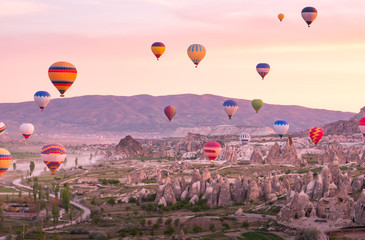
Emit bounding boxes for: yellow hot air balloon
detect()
[278,13,285,22]
[0,148,12,178]
[48,61,77,97]
[151,42,165,60]
[187,44,206,68]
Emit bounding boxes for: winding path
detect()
[12,178,91,230]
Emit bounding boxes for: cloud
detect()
[0,0,49,16]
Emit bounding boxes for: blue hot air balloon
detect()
[239,132,251,145]
[223,100,238,119]
[256,63,270,80]
[301,7,318,27]
[273,120,289,138]
[34,91,51,111]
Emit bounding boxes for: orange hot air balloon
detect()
[309,127,324,145]
[187,44,206,68]
[278,13,285,22]
[48,61,77,97]
[0,148,12,178]
[164,106,176,121]
[204,141,221,162]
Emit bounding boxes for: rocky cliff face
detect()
[322,106,364,135]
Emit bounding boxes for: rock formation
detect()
[115,135,143,157]
[278,190,315,219]
[265,137,305,165]
[250,149,263,164]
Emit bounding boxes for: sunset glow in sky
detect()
[1,0,365,112]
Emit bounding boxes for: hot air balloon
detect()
[251,99,263,113]
[309,127,323,145]
[20,123,34,140]
[256,63,270,80]
[223,100,238,119]
[48,61,77,97]
[187,44,206,68]
[359,117,365,136]
[0,122,5,137]
[151,42,166,60]
[34,91,51,111]
[204,142,221,162]
[239,133,251,145]
[273,120,289,138]
[278,13,285,22]
[164,106,176,122]
[0,148,12,178]
[301,7,317,27]
[41,143,66,175]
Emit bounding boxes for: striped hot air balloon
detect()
[301,7,318,27]
[0,148,12,178]
[34,91,51,111]
[48,61,77,97]
[41,143,66,174]
[187,44,206,68]
[20,123,34,140]
[256,63,270,80]
[0,122,5,137]
[251,99,263,113]
[278,13,285,22]
[358,117,365,136]
[223,100,238,119]
[164,106,176,121]
[239,133,251,145]
[273,120,289,138]
[309,127,324,145]
[204,141,221,162]
[151,42,166,60]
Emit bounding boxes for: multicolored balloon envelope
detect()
[273,120,289,138]
[278,13,285,22]
[204,141,222,162]
[309,127,324,145]
[20,123,34,140]
[256,63,270,80]
[359,117,365,136]
[0,148,12,178]
[301,7,318,27]
[223,100,238,119]
[251,99,263,113]
[187,44,206,68]
[34,91,51,111]
[0,122,5,137]
[164,106,176,121]
[239,133,251,145]
[151,42,166,60]
[48,61,77,97]
[41,143,66,174]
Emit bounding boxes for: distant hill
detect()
[0,94,354,138]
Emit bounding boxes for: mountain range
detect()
[0,94,355,139]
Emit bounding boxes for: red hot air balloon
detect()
[359,117,365,136]
[309,127,324,145]
[204,141,222,162]
[164,106,176,122]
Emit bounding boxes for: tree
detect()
[12,163,16,171]
[52,203,59,227]
[75,157,78,167]
[209,223,215,232]
[37,223,43,240]
[55,184,60,199]
[89,153,93,162]
[45,202,50,226]
[18,189,22,198]
[32,183,38,202]
[62,183,71,213]
[38,185,44,200]
[46,186,50,200]
[29,161,35,177]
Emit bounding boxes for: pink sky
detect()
[1,0,365,112]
